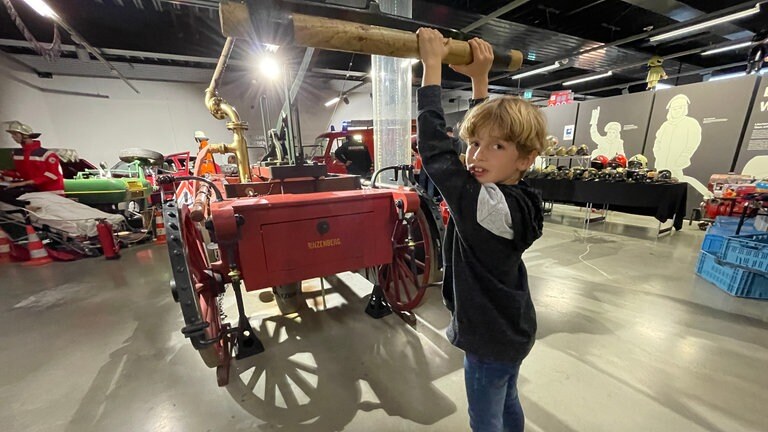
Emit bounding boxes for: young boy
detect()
[416,28,546,431]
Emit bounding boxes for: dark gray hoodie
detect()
[417,85,544,363]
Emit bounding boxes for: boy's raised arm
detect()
[416,29,495,233]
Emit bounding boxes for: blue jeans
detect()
[464,353,525,432]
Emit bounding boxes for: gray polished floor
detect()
[1,205,766,432]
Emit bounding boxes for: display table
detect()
[526,178,688,232]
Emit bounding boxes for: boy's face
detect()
[465,130,536,185]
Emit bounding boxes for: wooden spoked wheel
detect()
[179,205,228,368]
[379,211,433,311]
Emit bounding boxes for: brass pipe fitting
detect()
[204,37,252,184]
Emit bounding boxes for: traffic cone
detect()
[22,225,52,266]
[154,208,166,244]
[0,228,11,263]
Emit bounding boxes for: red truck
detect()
[309,128,375,174]
[309,120,417,174]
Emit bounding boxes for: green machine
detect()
[64,161,152,207]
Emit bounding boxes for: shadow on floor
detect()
[225,277,462,431]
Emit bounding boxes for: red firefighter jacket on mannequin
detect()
[6,141,65,193]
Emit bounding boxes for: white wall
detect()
[0,69,237,165]
[226,78,344,151]
[0,64,447,165]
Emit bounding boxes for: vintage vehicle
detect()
[64,160,152,209]
[161,42,444,388]
[309,121,417,175]
[111,150,211,206]
[160,0,523,387]
[309,124,375,175]
[54,148,98,179]
[163,151,194,175]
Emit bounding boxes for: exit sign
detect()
[523,90,533,99]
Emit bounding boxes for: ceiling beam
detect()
[523,35,756,91]
[0,38,251,67]
[310,68,368,78]
[460,0,530,33]
[471,0,761,91]
[0,54,110,98]
[621,0,753,41]
[158,0,218,9]
[35,6,142,93]
[582,61,749,94]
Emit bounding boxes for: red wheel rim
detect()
[180,206,226,366]
[379,211,432,311]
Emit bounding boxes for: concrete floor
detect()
[1,205,767,432]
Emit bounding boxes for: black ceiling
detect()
[0,0,766,99]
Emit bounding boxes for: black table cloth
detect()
[526,178,688,230]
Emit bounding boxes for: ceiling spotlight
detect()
[562,71,613,86]
[264,44,280,53]
[511,62,561,80]
[650,5,760,42]
[708,71,747,82]
[22,0,57,18]
[701,41,753,56]
[258,55,280,80]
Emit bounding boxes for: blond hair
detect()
[459,97,547,156]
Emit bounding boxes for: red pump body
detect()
[211,188,418,291]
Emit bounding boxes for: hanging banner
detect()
[644,75,759,212]
[734,76,768,178]
[548,90,574,106]
[573,91,654,159]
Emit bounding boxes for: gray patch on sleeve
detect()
[477,183,514,239]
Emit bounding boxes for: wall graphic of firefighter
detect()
[742,156,768,178]
[652,94,709,196]
[589,106,625,158]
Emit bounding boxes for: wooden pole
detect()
[220,1,523,72]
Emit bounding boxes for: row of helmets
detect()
[527,166,678,183]
[590,154,647,170]
[527,153,678,183]
[543,136,590,157]
[544,144,590,157]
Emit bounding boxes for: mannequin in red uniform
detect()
[1,121,64,205]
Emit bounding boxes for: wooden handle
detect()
[190,183,210,223]
[221,2,523,72]
[293,15,522,71]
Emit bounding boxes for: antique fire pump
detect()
[161,0,523,386]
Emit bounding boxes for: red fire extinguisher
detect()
[97,219,120,260]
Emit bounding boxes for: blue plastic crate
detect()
[713,216,757,228]
[701,234,726,254]
[696,251,768,299]
[721,233,768,274]
[701,218,762,255]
